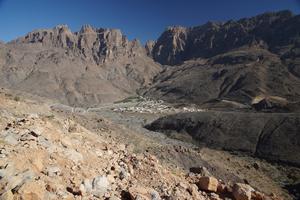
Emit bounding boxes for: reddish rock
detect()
[232,183,253,200]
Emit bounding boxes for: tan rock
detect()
[197,176,218,192]
[232,183,253,200]
[1,190,14,200]
[60,137,73,148]
[18,180,46,200]
[31,157,44,172]
[21,193,40,200]
[119,144,126,151]
[210,193,222,200]
[128,186,160,200]
[187,184,204,200]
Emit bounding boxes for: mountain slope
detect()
[0,25,161,107]
[150,10,299,66]
[144,11,300,110]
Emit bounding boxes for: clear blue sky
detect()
[0,0,300,44]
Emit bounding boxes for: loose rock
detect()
[197,176,218,192]
[232,183,253,200]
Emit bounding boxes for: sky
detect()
[0,0,300,44]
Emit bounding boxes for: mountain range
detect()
[0,25,160,107]
[0,10,300,111]
[144,10,300,111]
[0,9,300,200]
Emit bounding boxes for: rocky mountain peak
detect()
[150,10,299,65]
[0,24,161,106]
[54,24,71,33]
[145,40,156,57]
[151,26,188,65]
[166,25,187,32]
[79,24,96,34]
[10,25,150,65]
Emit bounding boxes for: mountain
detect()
[0,25,161,107]
[145,111,300,166]
[144,10,300,110]
[149,10,299,65]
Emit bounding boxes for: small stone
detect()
[80,179,93,194]
[177,182,188,190]
[251,191,265,200]
[150,190,161,200]
[109,196,121,200]
[92,176,110,197]
[232,183,253,200]
[187,184,202,199]
[197,176,218,192]
[3,134,18,145]
[64,149,83,163]
[95,150,103,157]
[107,174,115,183]
[61,138,72,148]
[0,163,16,178]
[45,166,61,177]
[18,180,46,200]
[217,182,227,194]
[107,150,113,155]
[128,165,134,175]
[128,186,161,200]
[31,158,44,172]
[6,170,35,192]
[210,193,221,200]
[253,163,260,170]
[119,167,128,180]
[66,186,82,196]
[189,166,211,176]
[119,144,126,151]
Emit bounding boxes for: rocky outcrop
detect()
[145,111,300,166]
[142,11,300,108]
[0,25,161,107]
[151,26,188,65]
[143,47,300,109]
[232,183,253,200]
[150,10,300,66]
[145,40,156,57]
[1,91,282,200]
[12,24,146,64]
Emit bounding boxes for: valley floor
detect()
[0,91,298,200]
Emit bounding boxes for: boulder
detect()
[197,176,218,192]
[128,186,161,200]
[0,190,14,200]
[92,176,110,198]
[18,180,46,200]
[64,149,83,163]
[232,183,253,200]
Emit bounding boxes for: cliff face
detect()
[144,11,300,109]
[0,25,161,107]
[12,25,145,63]
[150,10,300,66]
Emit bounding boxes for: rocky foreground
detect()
[0,93,284,200]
